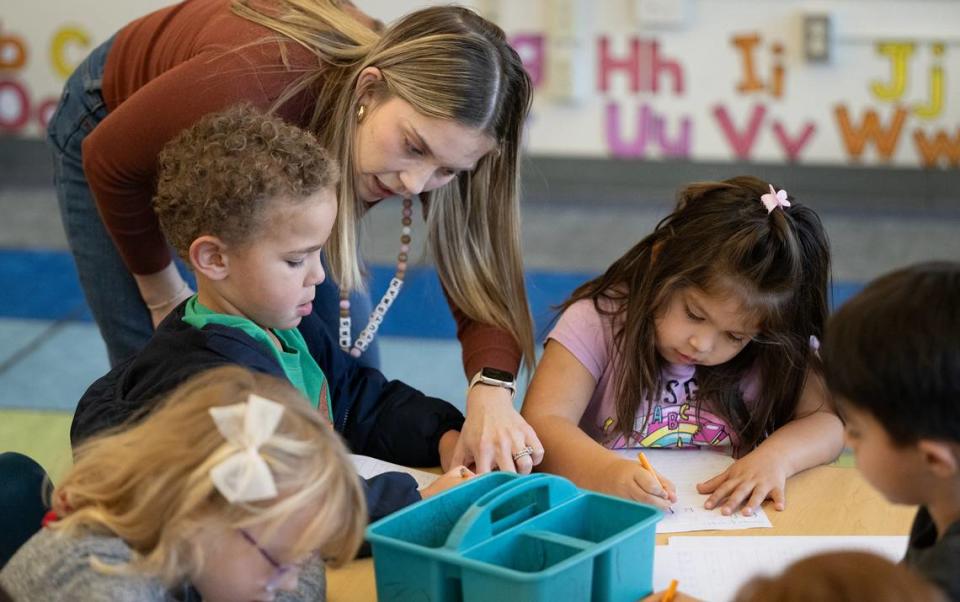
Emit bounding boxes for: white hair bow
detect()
[209,394,285,504]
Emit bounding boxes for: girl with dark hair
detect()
[522,176,843,517]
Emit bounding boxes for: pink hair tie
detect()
[760,184,791,213]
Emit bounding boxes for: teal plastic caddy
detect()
[366,473,662,601]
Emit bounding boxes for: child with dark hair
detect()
[822,261,960,600]
[644,262,960,602]
[523,176,842,516]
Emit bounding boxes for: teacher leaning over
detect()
[48,0,542,473]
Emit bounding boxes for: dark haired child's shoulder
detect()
[905,506,960,601]
[71,301,284,445]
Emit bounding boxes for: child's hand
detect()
[419,466,474,500]
[438,430,460,472]
[602,458,677,510]
[696,447,788,516]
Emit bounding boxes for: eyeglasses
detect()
[238,528,300,592]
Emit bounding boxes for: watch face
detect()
[481,367,515,383]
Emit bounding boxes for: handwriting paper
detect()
[350,454,438,489]
[652,536,909,601]
[614,448,772,533]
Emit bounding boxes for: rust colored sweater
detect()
[82,0,520,377]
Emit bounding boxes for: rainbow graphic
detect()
[601,404,732,448]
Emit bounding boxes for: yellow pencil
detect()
[637,452,674,514]
[661,579,679,602]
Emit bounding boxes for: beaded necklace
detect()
[338,197,413,357]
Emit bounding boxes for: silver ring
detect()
[512,446,534,461]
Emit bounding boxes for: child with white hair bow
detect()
[1,366,364,602]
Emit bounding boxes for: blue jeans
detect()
[48,36,378,368]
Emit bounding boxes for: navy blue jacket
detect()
[72,301,465,523]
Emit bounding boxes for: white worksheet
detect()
[614,448,772,533]
[652,535,909,601]
[350,454,438,489]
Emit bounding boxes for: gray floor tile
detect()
[0,321,108,411]
[0,319,49,366]
[0,187,66,249]
[824,216,960,282]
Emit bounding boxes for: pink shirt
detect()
[548,299,760,450]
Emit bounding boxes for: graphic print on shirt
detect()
[600,376,732,448]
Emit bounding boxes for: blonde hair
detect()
[232,1,536,375]
[50,366,365,587]
[153,103,339,261]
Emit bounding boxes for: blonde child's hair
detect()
[153,103,339,261]
[49,366,365,587]
[734,551,945,602]
[232,1,536,375]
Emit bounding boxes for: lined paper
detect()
[614,448,772,533]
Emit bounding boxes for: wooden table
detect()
[326,464,915,601]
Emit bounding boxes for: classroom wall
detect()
[1,0,958,169]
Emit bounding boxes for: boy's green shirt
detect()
[182,296,332,421]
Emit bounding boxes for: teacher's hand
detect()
[146,284,195,328]
[134,263,195,329]
[452,385,544,474]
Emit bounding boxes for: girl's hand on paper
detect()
[696,447,787,516]
[604,458,677,510]
[419,466,475,500]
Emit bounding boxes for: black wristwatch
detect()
[468,367,517,400]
